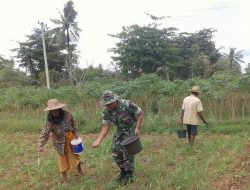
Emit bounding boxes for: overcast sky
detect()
[0,0,250,70]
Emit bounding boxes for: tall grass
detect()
[1,91,250,135]
[1,72,250,135]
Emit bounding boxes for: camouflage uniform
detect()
[102,95,142,172]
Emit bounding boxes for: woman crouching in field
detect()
[37,99,83,182]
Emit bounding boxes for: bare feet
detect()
[60,172,68,184]
[77,163,83,176]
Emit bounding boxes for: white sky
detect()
[0,0,250,70]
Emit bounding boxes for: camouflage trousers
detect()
[112,137,134,171]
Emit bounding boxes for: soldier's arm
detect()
[128,101,143,136]
[92,124,110,148]
[135,112,143,136]
[127,101,142,119]
[93,110,111,148]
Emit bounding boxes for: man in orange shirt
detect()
[179,86,208,146]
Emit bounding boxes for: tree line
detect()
[109,19,245,80]
[0,1,248,87]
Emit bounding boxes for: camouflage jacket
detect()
[102,99,142,139]
[37,110,78,155]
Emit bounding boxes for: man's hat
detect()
[191,86,201,93]
[100,90,117,106]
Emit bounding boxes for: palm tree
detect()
[50,0,81,83]
[223,48,244,72]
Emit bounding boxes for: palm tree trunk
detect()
[66,28,74,84]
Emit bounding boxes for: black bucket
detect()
[121,136,142,155]
[177,129,187,138]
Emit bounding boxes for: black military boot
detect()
[115,168,126,183]
[122,170,134,185]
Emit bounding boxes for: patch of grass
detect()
[211,123,250,135]
[142,113,179,134]
[0,110,44,134]
[0,131,249,189]
[1,109,250,189]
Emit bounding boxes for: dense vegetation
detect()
[0,72,250,135]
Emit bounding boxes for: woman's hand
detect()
[74,133,79,139]
[37,145,43,153]
[92,140,101,148]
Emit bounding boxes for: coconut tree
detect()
[50,0,81,83]
[223,48,244,72]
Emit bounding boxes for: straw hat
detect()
[191,86,201,93]
[43,99,66,111]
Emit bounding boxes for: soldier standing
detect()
[92,91,143,185]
